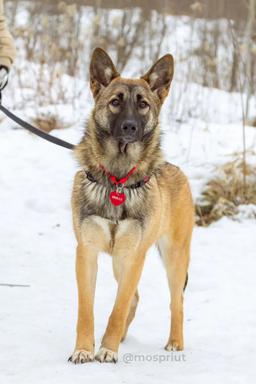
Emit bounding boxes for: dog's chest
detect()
[87,215,141,254]
[79,179,149,223]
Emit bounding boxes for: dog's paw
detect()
[68,349,94,364]
[165,341,183,352]
[95,347,118,363]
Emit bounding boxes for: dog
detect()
[69,48,194,363]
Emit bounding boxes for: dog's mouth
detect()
[118,137,137,154]
[119,141,129,154]
[117,136,137,153]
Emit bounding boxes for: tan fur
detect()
[69,49,194,364]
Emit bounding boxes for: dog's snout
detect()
[111,115,142,143]
[121,120,138,137]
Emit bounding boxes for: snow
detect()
[0,105,256,383]
[1,6,256,381]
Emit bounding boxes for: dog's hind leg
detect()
[121,290,139,342]
[158,236,190,351]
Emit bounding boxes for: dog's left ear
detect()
[90,47,120,98]
[141,54,174,103]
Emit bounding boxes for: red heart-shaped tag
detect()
[109,191,126,206]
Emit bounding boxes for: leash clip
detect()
[116,183,124,194]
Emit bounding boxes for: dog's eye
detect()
[110,99,120,107]
[139,101,149,109]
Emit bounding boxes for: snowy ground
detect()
[0,103,256,384]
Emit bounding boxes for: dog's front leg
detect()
[69,216,112,364]
[69,243,98,363]
[95,250,145,363]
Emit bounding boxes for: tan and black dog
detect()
[69,48,194,363]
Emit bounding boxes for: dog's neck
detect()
[75,118,164,180]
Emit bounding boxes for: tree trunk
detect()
[244,0,256,119]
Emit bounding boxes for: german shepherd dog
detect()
[69,48,194,363]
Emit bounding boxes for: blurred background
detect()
[5,0,256,119]
[2,0,256,224]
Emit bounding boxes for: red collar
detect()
[97,164,149,206]
[100,164,137,186]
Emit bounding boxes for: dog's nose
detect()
[121,120,138,138]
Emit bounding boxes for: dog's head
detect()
[89,48,174,154]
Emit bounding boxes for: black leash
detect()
[0,92,75,150]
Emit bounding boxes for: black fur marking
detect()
[95,123,110,146]
[183,273,189,291]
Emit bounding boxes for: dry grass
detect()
[32,113,70,133]
[196,158,256,226]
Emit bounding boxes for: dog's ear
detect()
[141,54,174,103]
[90,48,120,98]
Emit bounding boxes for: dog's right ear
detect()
[90,48,120,98]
